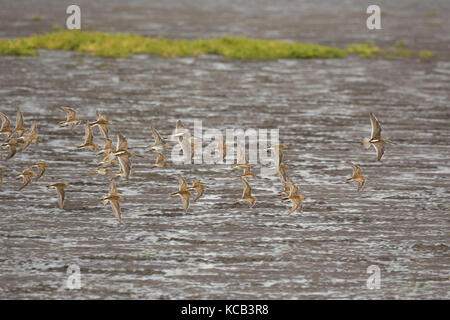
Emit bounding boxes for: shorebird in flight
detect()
[1,138,20,161]
[101,179,124,223]
[90,111,112,139]
[47,183,69,209]
[232,146,250,169]
[148,126,168,151]
[12,109,27,137]
[188,179,207,201]
[171,175,192,212]
[281,179,305,215]
[32,162,49,180]
[19,121,41,152]
[113,134,131,179]
[77,121,98,151]
[16,167,36,191]
[362,112,392,161]
[151,152,169,168]
[0,112,13,141]
[236,176,256,208]
[59,106,83,128]
[346,161,367,193]
[215,138,226,162]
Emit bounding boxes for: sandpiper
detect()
[362,112,392,161]
[346,161,367,193]
[90,111,112,139]
[59,106,83,128]
[32,162,49,180]
[101,179,123,223]
[236,176,256,208]
[188,179,207,202]
[16,167,36,191]
[47,182,69,209]
[77,121,99,151]
[0,112,13,141]
[151,152,169,168]
[171,175,192,212]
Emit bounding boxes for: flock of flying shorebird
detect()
[0,107,392,223]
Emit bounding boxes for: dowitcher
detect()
[32,162,49,180]
[236,176,256,208]
[281,179,305,215]
[151,152,169,168]
[346,161,367,193]
[171,175,192,212]
[97,138,114,155]
[77,121,99,151]
[0,112,13,141]
[17,167,36,191]
[90,111,112,139]
[188,179,207,201]
[362,112,392,161]
[47,182,69,209]
[101,179,123,223]
[59,106,83,128]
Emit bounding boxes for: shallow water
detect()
[0,0,449,299]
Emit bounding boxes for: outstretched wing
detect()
[15,109,24,130]
[117,154,131,179]
[347,161,361,177]
[60,106,77,120]
[181,193,190,212]
[358,178,366,193]
[178,175,187,191]
[116,134,128,152]
[0,112,11,129]
[240,176,252,198]
[369,113,382,140]
[57,187,66,209]
[373,142,384,161]
[152,127,166,146]
[110,199,122,223]
[109,179,118,196]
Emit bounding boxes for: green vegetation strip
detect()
[0,30,433,60]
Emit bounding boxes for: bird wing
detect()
[358,178,366,193]
[178,175,187,191]
[240,177,252,198]
[181,193,190,212]
[117,154,131,179]
[60,106,77,121]
[116,134,128,152]
[347,161,361,177]
[83,121,93,144]
[110,199,122,223]
[156,152,164,164]
[152,127,166,145]
[109,179,118,196]
[98,124,109,139]
[0,112,11,129]
[373,142,384,161]
[15,109,24,130]
[19,174,32,190]
[6,143,17,160]
[57,187,66,209]
[369,113,382,140]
